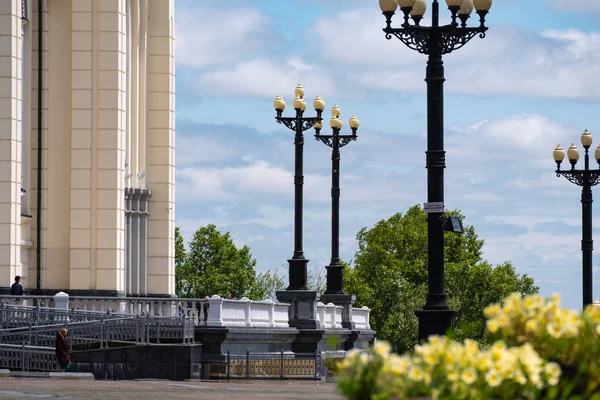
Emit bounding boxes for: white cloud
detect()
[312,10,600,99]
[198,57,336,98]
[549,0,600,13]
[175,7,274,68]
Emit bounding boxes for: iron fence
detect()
[0,343,58,372]
[216,350,322,380]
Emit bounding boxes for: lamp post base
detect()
[414,309,456,341]
[287,258,309,290]
[276,290,320,329]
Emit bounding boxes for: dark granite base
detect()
[220,327,298,354]
[276,290,320,329]
[71,344,202,381]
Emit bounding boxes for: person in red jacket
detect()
[55,328,71,372]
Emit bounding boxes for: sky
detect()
[173,0,600,311]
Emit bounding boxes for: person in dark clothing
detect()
[10,276,23,303]
[55,328,71,372]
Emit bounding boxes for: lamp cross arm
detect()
[556,169,600,187]
[276,115,323,132]
[315,134,357,149]
[384,26,487,55]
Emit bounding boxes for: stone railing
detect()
[351,306,371,330]
[206,296,290,328]
[316,302,343,329]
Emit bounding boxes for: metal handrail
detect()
[0,343,58,372]
[0,303,130,329]
[0,315,195,348]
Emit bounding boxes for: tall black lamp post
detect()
[554,130,600,309]
[379,0,492,340]
[315,106,359,295]
[273,86,325,329]
[315,106,360,329]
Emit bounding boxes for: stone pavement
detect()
[0,378,344,400]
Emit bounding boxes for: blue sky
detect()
[173,0,600,311]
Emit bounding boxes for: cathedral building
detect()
[0,0,175,296]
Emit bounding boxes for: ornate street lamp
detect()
[379,0,493,340]
[273,86,325,291]
[314,106,360,328]
[554,130,600,308]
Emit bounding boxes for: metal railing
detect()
[216,350,323,380]
[0,315,195,349]
[0,343,58,372]
[0,303,126,329]
[0,295,209,325]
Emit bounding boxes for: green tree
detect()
[345,205,538,354]
[176,224,260,299]
[247,269,287,301]
[175,227,188,295]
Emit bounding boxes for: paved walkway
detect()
[0,379,344,400]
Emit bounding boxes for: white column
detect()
[69,0,93,289]
[0,0,23,287]
[94,0,126,292]
[146,0,174,295]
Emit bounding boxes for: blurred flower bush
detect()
[336,293,600,400]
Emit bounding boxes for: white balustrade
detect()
[273,302,290,328]
[351,306,371,330]
[205,295,290,328]
[316,302,343,329]
[334,304,343,329]
[250,299,273,328]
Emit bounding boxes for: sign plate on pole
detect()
[424,202,444,214]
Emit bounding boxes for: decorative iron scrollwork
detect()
[384,27,486,55]
[557,170,600,187]
[316,135,357,149]
[385,29,429,54]
[276,117,321,132]
[276,117,297,131]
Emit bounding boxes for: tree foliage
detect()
[176,224,261,299]
[345,205,538,354]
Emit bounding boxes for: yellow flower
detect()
[358,353,370,365]
[485,371,503,387]
[373,341,391,357]
[408,366,424,382]
[513,371,527,385]
[497,314,509,327]
[392,356,411,375]
[544,362,561,386]
[484,304,502,318]
[525,319,538,333]
[448,370,459,382]
[424,352,438,366]
[487,319,499,333]
[475,354,491,371]
[490,342,506,362]
[461,368,477,385]
[546,322,562,338]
